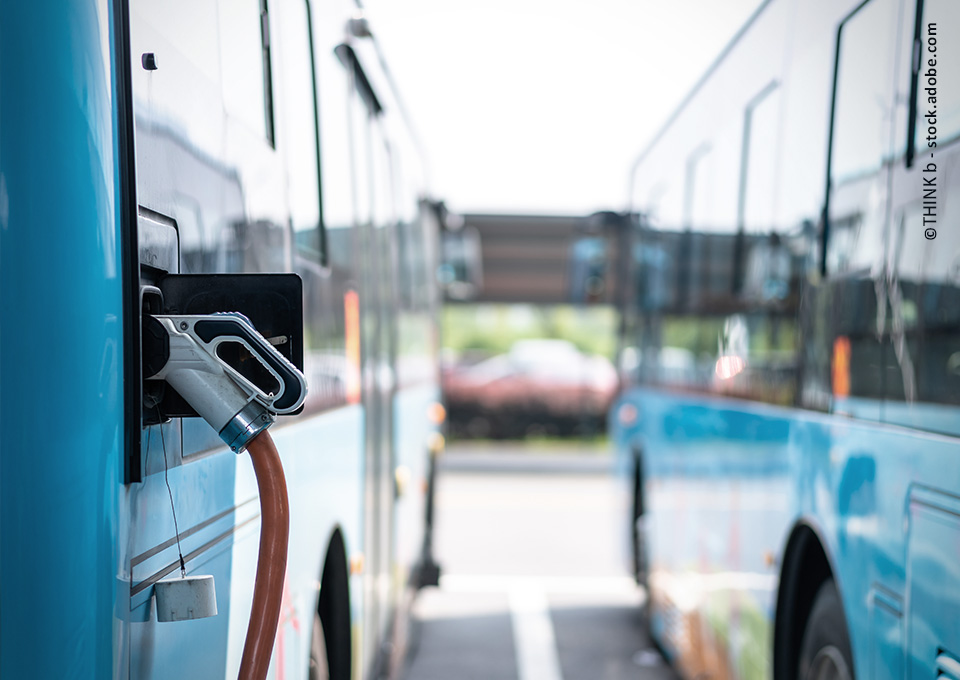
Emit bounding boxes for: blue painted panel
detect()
[125,405,367,679]
[611,386,960,679]
[905,488,960,679]
[0,1,123,678]
[868,586,903,680]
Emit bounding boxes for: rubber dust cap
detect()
[154,574,218,622]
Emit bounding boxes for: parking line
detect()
[509,587,563,680]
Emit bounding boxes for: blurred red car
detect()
[442,340,617,438]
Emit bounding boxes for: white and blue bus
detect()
[1,1,450,678]
[577,0,959,678]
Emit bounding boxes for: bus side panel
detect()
[127,406,365,680]
[0,1,125,678]
[624,385,960,680]
[625,390,792,680]
[789,418,960,680]
[904,488,960,678]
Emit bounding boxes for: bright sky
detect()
[364,0,763,215]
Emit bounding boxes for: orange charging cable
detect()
[239,430,289,680]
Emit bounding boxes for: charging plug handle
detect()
[192,316,304,412]
[144,314,306,453]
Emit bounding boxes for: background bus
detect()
[1,1,448,678]
[572,0,960,678]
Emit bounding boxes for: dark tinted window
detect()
[625,226,802,406]
[882,190,960,435]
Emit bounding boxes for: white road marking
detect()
[509,586,564,680]
[427,574,646,680]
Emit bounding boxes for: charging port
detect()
[139,273,304,424]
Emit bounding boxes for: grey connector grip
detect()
[145,313,307,452]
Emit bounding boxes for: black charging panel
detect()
[148,273,304,421]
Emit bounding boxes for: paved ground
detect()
[400,442,678,680]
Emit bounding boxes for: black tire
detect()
[797,580,854,680]
[319,535,352,680]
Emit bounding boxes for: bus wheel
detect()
[797,580,853,680]
[309,613,330,680]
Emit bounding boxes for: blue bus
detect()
[581,0,959,678]
[1,1,450,678]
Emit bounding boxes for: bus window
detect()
[218,0,274,145]
[820,0,900,418]
[568,236,608,304]
[440,226,483,301]
[881,197,960,435]
[740,83,780,233]
[683,144,712,229]
[276,0,321,261]
[610,221,802,404]
[831,0,898,183]
[314,13,354,244]
[130,0,225,181]
[634,236,671,312]
[914,0,960,151]
[277,0,350,415]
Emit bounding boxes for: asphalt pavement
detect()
[400,441,678,680]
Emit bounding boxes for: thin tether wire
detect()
[155,408,187,577]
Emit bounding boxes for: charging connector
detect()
[143,312,306,453]
[140,294,305,679]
